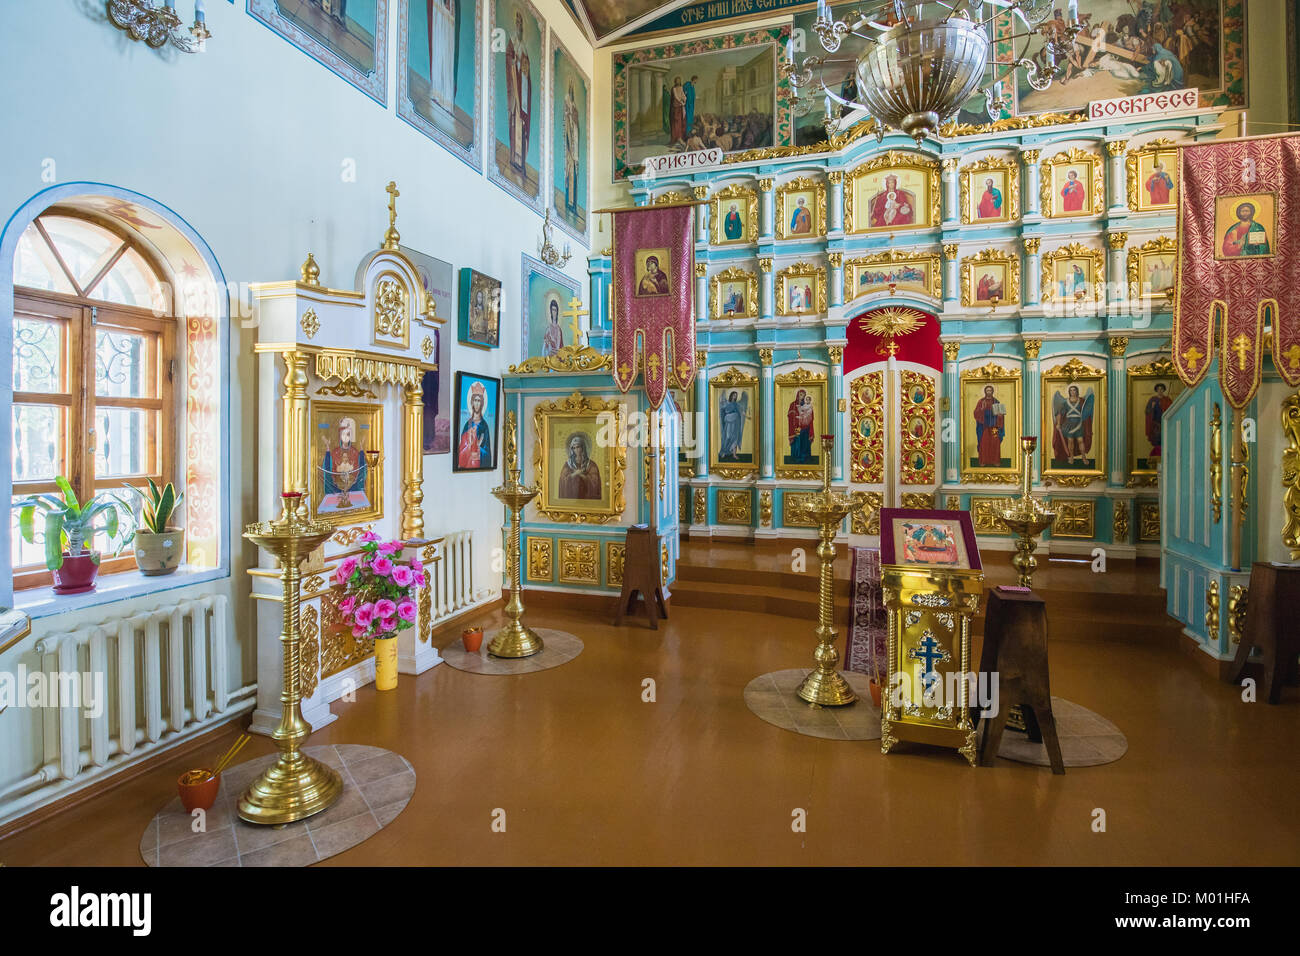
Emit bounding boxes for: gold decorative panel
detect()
[850,491,883,535]
[558,539,599,585]
[527,537,553,583]
[419,585,431,644]
[1139,502,1161,542]
[900,492,936,510]
[693,487,707,525]
[606,542,626,588]
[300,605,319,699]
[971,496,1015,534]
[718,489,753,526]
[851,371,885,484]
[321,590,374,679]
[783,491,820,529]
[760,489,773,527]
[1113,500,1131,543]
[1051,498,1096,538]
[898,369,936,485]
[373,273,410,348]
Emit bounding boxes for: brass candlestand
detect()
[795,434,858,707]
[238,493,342,825]
[999,436,1056,588]
[488,414,544,658]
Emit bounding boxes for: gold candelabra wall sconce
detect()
[106,0,212,52]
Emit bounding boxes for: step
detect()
[669,579,852,625]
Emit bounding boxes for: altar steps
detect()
[673,539,1185,646]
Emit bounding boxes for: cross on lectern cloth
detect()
[909,634,949,693]
[561,297,588,346]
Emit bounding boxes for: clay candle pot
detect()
[177,769,221,812]
[462,627,484,653]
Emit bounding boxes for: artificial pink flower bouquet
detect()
[334,532,426,640]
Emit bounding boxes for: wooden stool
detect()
[614,526,668,630]
[1226,563,1300,704]
[977,588,1065,774]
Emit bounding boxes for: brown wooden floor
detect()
[2,554,1298,866]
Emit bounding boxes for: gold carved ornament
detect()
[317,381,378,399]
[709,267,760,320]
[900,492,936,510]
[605,542,626,587]
[940,111,1086,138]
[1039,147,1106,219]
[971,496,1017,533]
[1107,231,1128,251]
[845,249,943,301]
[313,351,426,388]
[1023,338,1042,359]
[1126,236,1178,301]
[860,306,926,358]
[658,415,667,502]
[758,348,773,365]
[943,341,961,363]
[844,151,941,234]
[850,490,882,535]
[421,336,434,360]
[1109,336,1129,357]
[1039,243,1105,304]
[960,248,1021,307]
[760,489,773,527]
[1205,579,1220,636]
[945,494,961,511]
[653,190,690,206]
[775,176,828,240]
[1125,138,1180,212]
[299,605,320,699]
[1106,139,1129,157]
[527,537,553,582]
[717,489,753,525]
[942,242,960,261]
[1113,500,1131,542]
[1050,499,1096,538]
[300,309,320,340]
[1022,237,1041,255]
[531,391,628,524]
[709,182,760,246]
[1227,585,1249,645]
[850,371,885,484]
[373,274,410,348]
[775,262,828,316]
[558,539,600,584]
[1138,501,1161,542]
[508,343,614,375]
[959,155,1021,224]
[693,488,707,525]
[1282,392,1300,558]
[782,491,821,528]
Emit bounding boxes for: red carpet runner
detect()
[844,548,886,679]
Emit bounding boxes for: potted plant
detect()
[125,479,185,576]
[334,532,426,691]
[13,477,133,594]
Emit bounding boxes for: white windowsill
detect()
[15,566,231,620]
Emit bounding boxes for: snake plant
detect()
[124,478,184,534]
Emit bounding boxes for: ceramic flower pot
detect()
[134,528,185,576]
[462,627,484,653]
[177,769,221,812]
[53,551,99,594]
[374,636,399,691]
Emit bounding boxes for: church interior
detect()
[2,0,1299,895]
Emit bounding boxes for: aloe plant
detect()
[124,478,184,534]
[13,477,133,570]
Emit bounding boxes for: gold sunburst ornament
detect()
[860,307,925,357]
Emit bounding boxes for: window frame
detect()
[11,215,178,591]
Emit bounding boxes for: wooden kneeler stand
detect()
[614,525,668,629]
[978,588,1066,775]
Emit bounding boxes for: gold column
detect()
[401,379,425,541]
[281,350,311,496]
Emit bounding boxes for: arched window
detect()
[10,211,177,589]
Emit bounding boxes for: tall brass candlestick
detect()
[239,493,342,825]
[999,436,1055,589]
[488,413,543,658]
[796,434,858,707]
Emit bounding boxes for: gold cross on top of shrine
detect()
[561,297,588,346]
[383,181,401,251]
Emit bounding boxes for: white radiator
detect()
[427,530,483,621]
[0,594,254,829]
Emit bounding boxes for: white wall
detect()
[0,0,593,794]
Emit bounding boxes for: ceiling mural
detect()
[564,0,680,41]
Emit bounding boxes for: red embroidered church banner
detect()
[1175,135,1300,409]
[611,204,696,409]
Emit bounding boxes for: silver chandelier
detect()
[784,0,1082,144]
